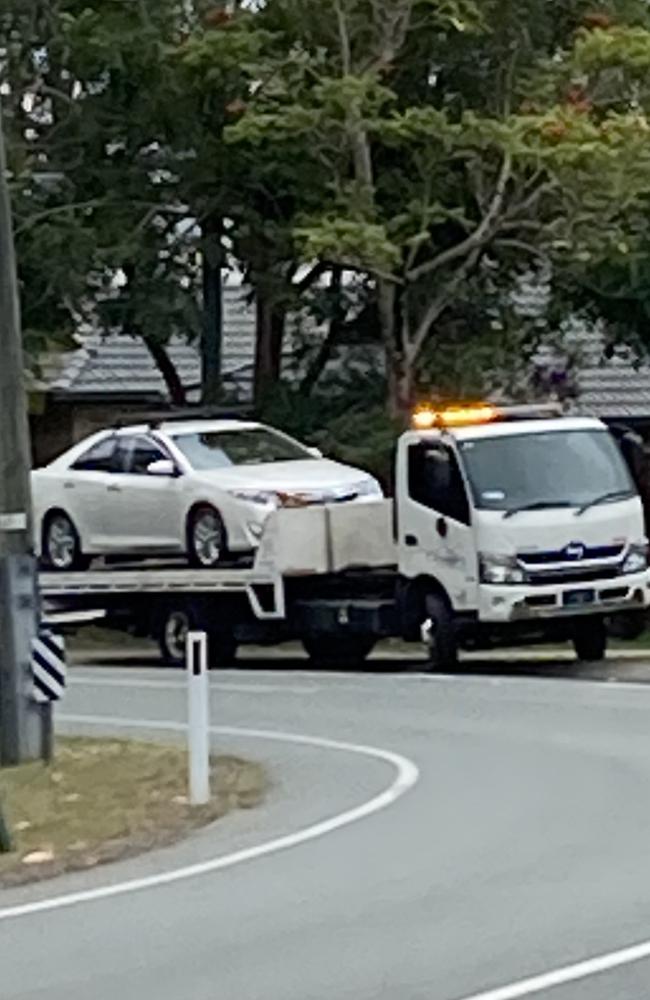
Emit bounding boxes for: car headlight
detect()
[228,489,279,507]
[354,478,384,498]
[479,554,527,585]
[622,544,648,575]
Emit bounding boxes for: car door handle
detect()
[107,484,122,493]
[63,481,75,490]
[404,534,418,547]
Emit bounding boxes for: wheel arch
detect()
[397,574,453,641]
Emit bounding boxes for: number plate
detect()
[563,589,596,607]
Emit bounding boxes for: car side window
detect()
[127,436,169,475]
[408,442,471,525]
[71,436,117,472]
[112,436,134,473]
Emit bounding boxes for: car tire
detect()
[156,604,238,669]
[423,593,458,672]
[41,511,91,571]
[187,504,227,569]
[573,617,608,662]
[302,635,376,670]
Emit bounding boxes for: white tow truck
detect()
[41,403,650,670]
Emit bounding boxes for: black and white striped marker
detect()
[31,629,66,703]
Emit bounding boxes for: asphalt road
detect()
[4,653,650,1000]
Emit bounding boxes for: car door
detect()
[399,439,478,611]
[64,434,119,547]
[102,434,184,553]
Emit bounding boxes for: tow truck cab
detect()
[395,403,649,665]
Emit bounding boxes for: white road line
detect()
[455,939,650,1000]
[69,676,318,695]
[0,714,419,923]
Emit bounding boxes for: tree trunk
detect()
[300,268,343,395]
[376,279,412,422]
[386,352,414,423]
[142,334,186,406]
[254,289,285,406]
[201,215,223,406]
[120,263,186,407]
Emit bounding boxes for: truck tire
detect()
[608,610,647,641]
[156,605,237,669]
[302,635,375,670]
[423,593,458,672]
[573,617,608,663]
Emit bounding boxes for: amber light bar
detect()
[411,402,564,431]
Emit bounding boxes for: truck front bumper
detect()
[478,570,649,624]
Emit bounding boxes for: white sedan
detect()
[32,419,384,570]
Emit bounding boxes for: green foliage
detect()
[7,0,650,425]
[259,378,399,487]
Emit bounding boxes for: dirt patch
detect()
[0,737,267,887]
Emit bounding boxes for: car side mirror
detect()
[147,459,178,478]
[307,447,323,459]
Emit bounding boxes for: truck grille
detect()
[526,566,620,586]
[520,544,624,566]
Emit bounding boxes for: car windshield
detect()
[173,428,312,470]
[458,429,635,512]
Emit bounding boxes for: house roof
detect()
[561,326,650,421]
[577,362,650,419]
[32,279,650,420]
[34,285,257,402]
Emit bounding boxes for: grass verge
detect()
[0,737,266,888]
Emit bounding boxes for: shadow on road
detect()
[68,640,648,685]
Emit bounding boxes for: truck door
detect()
[399,439,478,611]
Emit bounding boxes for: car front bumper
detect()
[478,570,650,623]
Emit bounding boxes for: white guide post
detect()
[186,630,210,806]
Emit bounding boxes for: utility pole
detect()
[0,103,42,765]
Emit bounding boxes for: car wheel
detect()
[156,605,237,669]
[423,593,458,672]
[302,635,375,670]
[187,505,227,568]
[42,512,90,571]
[573,617,608,662]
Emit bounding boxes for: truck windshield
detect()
[458,429,635,513]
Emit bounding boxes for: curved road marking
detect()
[456,938,650,1000]
[0,714,419,923]
[70,676,319,695]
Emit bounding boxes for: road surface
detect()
[4,653,650,1000]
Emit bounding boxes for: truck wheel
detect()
[302,635,375,670]
[156,606,237,668]
[608,610,647,641]
[158,608,190,666]
[423,594,458,672]
[573,618,608,663]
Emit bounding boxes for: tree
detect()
[227,0,650,418]
[545,14,650,359]
[1,0,206,399]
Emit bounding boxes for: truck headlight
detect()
[622,544,648,575]
[479,554,526,585]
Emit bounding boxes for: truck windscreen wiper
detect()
[574,489,636,517]
[503,501,575,520]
